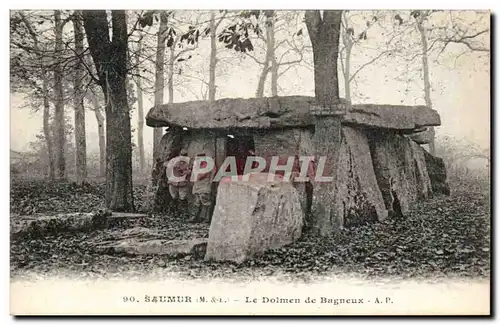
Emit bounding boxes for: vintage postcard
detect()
[9,8,490,316]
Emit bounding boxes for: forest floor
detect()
[10,177,490,282]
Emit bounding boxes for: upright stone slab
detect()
[254,128,311,213]
[333,127,388,227]
[297,129,315,217]
[205,173,304,263]
[410,141,433,199]
[158,128,184,161]
[423,150,451,195]
[369,131,433,217]
[186,130,216,158]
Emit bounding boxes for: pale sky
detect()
[10,10,490,155]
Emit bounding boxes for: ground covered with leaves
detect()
[10,178,490,281]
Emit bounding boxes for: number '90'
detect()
[123,296,136,302]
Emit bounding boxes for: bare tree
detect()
[244,11,309,98]
[72,10,87,184]
[208,10,227,101]
[339,11,392,103]
[14,12,56,180]
[166,34,197,105]
[134,33,146,173]
[152,11,169,160]
[391,10,489,155]
[53,10,68,179]
[86,86,106,177]
[413,10,436,155]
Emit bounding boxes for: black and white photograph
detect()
[8,7,491,316]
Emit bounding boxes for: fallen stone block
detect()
[205,173,304,263]
[97,238,207,257]
[11,210,111,239]
[111,212,149,219]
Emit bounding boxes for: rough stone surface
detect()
[111,212,149,219]
[158,129,185,161]
[254,129,300,163]
[369,131,433,217]
[98,238,208,257]
[11,210,111,239]
[205,173,304,263]
[254,129,312,213]
[343,104,441,130]
[186,130,216,158]
[297,129,315,216]
[146,96,441,131]
[333,127,388,227]
[406,127,435,144]
[424,150,451,195]
[410,141,434,199]
[253,128,300,175]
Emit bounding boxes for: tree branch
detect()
[214,11,228,30]
[435,29,489,52]
[349,50,392,82]
[244,51,264,65]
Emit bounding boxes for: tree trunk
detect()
[417,14,436,155]
[208,11,217,102]
[256,61,270,98]
[305,10,344,236]
[306,11,342,107]
[20,13,56,180]
[53,10,66,179]
[135,35,146,174]
[42,74,55,181]
[89,90,106,177]
[83,10,134,211]
[72,11,87,184]
[344,41,352,102]
[255,11,275,98]
[168,38,176,104]
[340,11,353,103]
[269,15,278,97]
[153,11,168,160]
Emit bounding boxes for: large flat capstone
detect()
[205,173,304,263]
[343,104,441,130]
[146,96,441,131]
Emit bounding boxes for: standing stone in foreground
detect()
[205,174,304,263]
